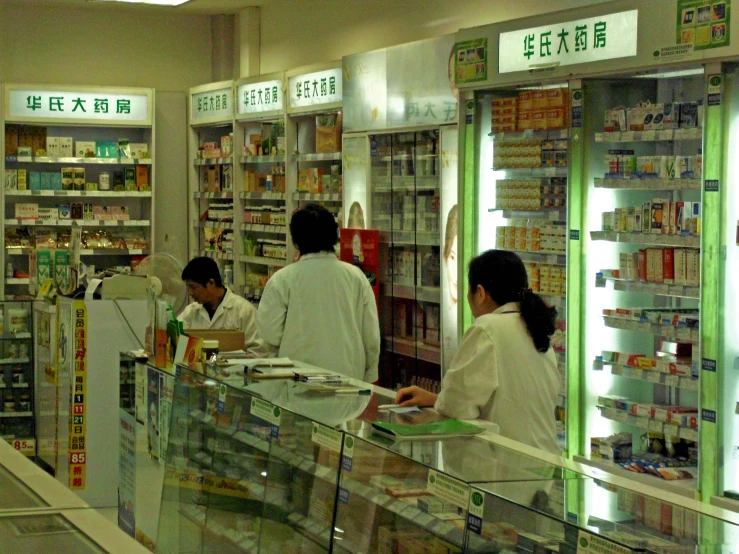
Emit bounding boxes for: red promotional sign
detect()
[339,229,380,309]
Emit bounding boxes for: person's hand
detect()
[395,386,438,408]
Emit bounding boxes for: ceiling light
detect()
[94,0,192,6]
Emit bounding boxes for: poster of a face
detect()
[342,135,369,229]
[440,127,459,371]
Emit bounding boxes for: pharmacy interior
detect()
[3,0,739,552]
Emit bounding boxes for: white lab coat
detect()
[435,302,560,454]
[178,287,268,357]
[256,252,380,382]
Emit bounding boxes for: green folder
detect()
[371,419,484,440]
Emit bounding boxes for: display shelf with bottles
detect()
[580,72,704,497]
[2,85,155,298]
[368,130,449,391]
[188,81,237,296]
[0,301,35,456]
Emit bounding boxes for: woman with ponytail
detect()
[396,250,561,454]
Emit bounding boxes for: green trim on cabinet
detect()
[461,97,477,334]
[566,83,585,459]
[699,66,723,502]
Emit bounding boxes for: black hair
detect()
[468,250,557,353]
[181,256,224,288]
[290,203,339,254]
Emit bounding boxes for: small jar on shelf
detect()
[3,393,15,413]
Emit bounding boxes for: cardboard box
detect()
[546,108,566,129]
[184,329,245,352]
[492,96,518,107]
[638,249,647,281]
[4,169,17,190]
[61,168,74,191]
[54,250,69,292]
[651,199,667,234]
[46,137,60,157]
[34,250,53,286]
[663,249,675,284]
[135,165,149,191]
[124,167,137,191]
[546,88,567,108]
[530,110,547,130]
[674,249,687,285]
[686,250,700,286]
[17,169,27,191]
[38,208,59,220]
[59,137,74,157]
[316,113,342,153]
[129,143,149,158]
[73,168,86,191]
[531,91,547,110]
[5,125,19,157]
[75,141,96,158]
[15,203,38,220]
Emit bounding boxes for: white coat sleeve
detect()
[177,303,197,328]
[256,276,288,350]
[239,301,271,358]
[361,280,381,383]
[434,324,499,420]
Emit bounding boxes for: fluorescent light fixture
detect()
[633,68,704,79]
[95,0,192,6]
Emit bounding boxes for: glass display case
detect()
[150,362,739,553]
[0,300,35,455]
[369,130,448,391]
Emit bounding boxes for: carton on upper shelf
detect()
[183,329,245,353]
[316,113,342,153]
[129,143,148,158]
[59,137,74,157]
[76,141,96,158]
[46,137,60,157]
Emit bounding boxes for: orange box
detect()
[546,88,567,108]
[492,97,518,107]
[491,114,516,125]
[491,105,518,116]
[546,108,566,129]
[532,91,547,110]
[517,112,533,130]
[491,123,516,133]
[531,110,547,130]
[518,91,533,111]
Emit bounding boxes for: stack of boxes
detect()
[491,88,569,133]
[495,178,566,210]
[244,166,286,193]
[604,150,702,179]
[601,200,701,236]
[600,247,700,287]
[524,262,566,297]
[495,220,566,254]
[602,307,699,331]
[604,100,703,132]
[297,165,341,194]
[493,137,568,169]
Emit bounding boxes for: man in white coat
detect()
[257,204,380,383]
[178,256,267,357]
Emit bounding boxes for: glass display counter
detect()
[152,361,739,553]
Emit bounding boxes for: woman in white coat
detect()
[396,250,561,454]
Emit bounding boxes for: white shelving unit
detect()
[2,84,155,297]
[187,80,236,285]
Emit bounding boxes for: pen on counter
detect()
[335,388,371,395]
[377,404,401,410]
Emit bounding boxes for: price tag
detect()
[467,490,485,535]
[311,422,342,453]
[547,255,558,265]
[648,419,664,433]
[664,424,679,437]
[658,130,674,141]
[636,417,650,429]
[104,220,118,226]
[427,470,469,510]
[341,435,355,472]
[646,371,661,384]
[614,411,628,423]
[665,375,680,388]
[627,368,644,380]
[577,530,638,554]
[8,438,35,456]
[642,130,656,141]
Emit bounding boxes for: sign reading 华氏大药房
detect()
[8,89,150,123]
[192,87,233,122]
[238,79,284,116]
[498,9,638,74]
[288,68,342,110]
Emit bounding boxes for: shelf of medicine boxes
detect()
[240,192,285,200]
[238,255,287,267]
[378,230,439,247]
[294,152,342,162]
[384,335,441,365]
[193,157,233,166]
[4,219,150,228]
[594,177,701,190]
[602,315,700,343]
[594,128,703,143]
[194,221,234,230]
[489,128,570,141]
[292,192,342,202]
[592,358,699,392]
[372,175,439,193]
[491,166,568,178]
[490,207,567,221]
[6,190,152,198]
[193,191,233,199]
[242,224,286,234]
[590,231,701,248]
[595,273,700,299]
[595,403,700,443]
[504,249,567,266]
[201,250,234,261]
[6,155,152,165]
[5,248,148,257]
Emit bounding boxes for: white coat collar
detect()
[195,287,236,320]
[493,302,520,314]
[299,252,337,261]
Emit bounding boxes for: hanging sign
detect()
[8,89,149,123]
[498,10,638,73]
[237,79,284,116]
[191,87,233,122]
[677,0,730,51]
[454,38,488,84]
[288,68,342,109]
[69,300,88,490]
